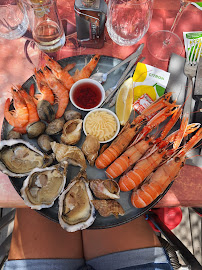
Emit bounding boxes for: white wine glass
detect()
[147,0,201,61]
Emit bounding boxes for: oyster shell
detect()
[21,162,68,210]
[58,170,96,232]
[81,135,100,166]
[61,119,83,145]
[0,139,54,177]
[64,110,82,122]
[92,199,125,218]
[90,179,120,199]
[51,141,87,169]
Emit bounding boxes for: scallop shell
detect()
[61,119,83,145]
[0,139,54,177]
[21,162,68,210]
[58,170,96,232]
[89,179,120,199]
[51,141,87,169]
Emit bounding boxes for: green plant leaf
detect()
[156,85,165,97]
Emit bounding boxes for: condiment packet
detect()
[132,62,170,102]
[133,94,155,120]
[183,31,202,56]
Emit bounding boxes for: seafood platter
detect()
[1,54,202,232]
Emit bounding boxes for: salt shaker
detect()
[74,0,107,48]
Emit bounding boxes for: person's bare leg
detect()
[82,216,161,260]
[8,208,83,260]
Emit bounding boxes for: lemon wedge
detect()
[115,77,133,126]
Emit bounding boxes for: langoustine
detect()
[95,93,176,170]
[105,105,181,179]
[131,127,202,208]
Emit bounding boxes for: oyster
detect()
[51,141,87,169]
[90,179,120,199]
[21,162,68,210]
[81,135,100,166]
[64,110,82,122]
[61,119,83,145]
[0,139,54,177]
[58,170,96,232]
[92,199,125,218]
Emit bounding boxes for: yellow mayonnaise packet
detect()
[133,62,170,101]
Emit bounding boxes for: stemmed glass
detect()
[147,0,200,61]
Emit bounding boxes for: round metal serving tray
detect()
[1,55,172,229]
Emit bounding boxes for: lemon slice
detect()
[115,77,133,126]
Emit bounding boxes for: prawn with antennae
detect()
[118,116,200,192]
[131,127,202,208]
[105,106,182,179]
[95,93,176,170]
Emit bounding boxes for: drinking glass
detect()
[147,0,201,61]
[0,0,29,40]
[26,0,65,53]
[106,0,153,46]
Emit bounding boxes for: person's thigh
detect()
[8,208,84,260]
[82,216,161,260]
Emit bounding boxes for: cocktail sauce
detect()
[72,82,102,109]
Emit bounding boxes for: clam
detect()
[92,199,125,218]
[21,162,68,210]
[37,134,54,153]
[58,170,96,232]
[46,117,65,135]
[7,130,22,140]
[89,179,120,199]
[64,110,82,122]
[0,139,54,177]
[61,119,83,145]
[81,135,100,166]
[37,100,55,122]
[51,141,87,169]
[26,121,46,139]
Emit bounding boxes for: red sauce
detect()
[72,82,102,109]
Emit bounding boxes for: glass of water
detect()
[0,0,29,40]
[106,0,153,46]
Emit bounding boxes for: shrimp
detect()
[13,88,39,134]
[95,97,177,170]
[131,128,202,208]
[43,55,75,91]
[72,55,100,81]
[42,67,69,118]
[4,88,29,128]
[63,62,76,72]
[29,69,55,105]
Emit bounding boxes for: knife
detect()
[100,43,144,107]
[193,57,202,125]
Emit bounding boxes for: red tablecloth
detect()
[0,0,201,208]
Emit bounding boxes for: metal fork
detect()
[183,40,202,123]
